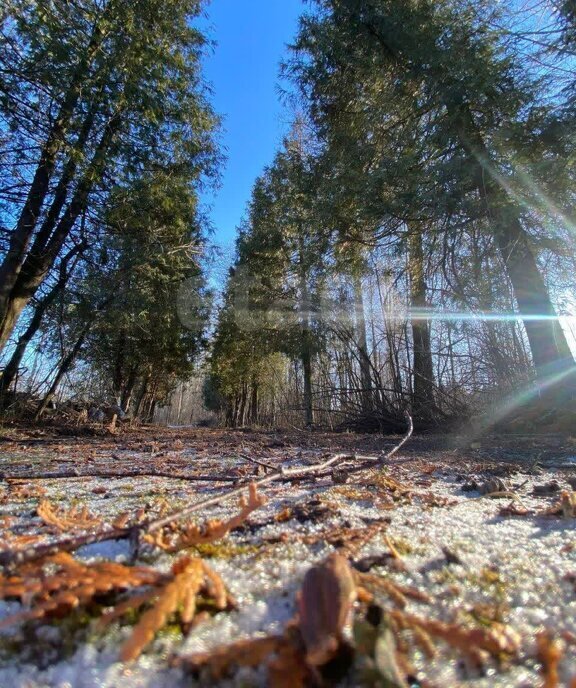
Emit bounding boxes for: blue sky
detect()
[199,0,305,256]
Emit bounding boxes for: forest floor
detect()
[0,424,574,687]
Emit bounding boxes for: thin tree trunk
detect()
[249,380,259,425]
[112,331,127,402]
[360,20,575,386]
[120,368,138,412]
[298,239,314,428]
[35,292,114,419]
[146,398,157,424]
[408,227,435,422]
[353,273,373,413]
[175,383,185,425]
[35,325,91,420]
[24,105,99,267]
[237,384,248,427]
[134,373,151,419]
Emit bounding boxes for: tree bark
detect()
[237,383,248,427]
[133,373,151,420]
[408,227,436,421]
[35,292,114,419]
[360,18,575,387]
[120,368,138,413]
[353,273,373,414]
[0,111,122,352]
[248,380,259,425]
[0,242,86,399]
[35,325,91,420]
[298,239,314,428]
[454,103,575,384]
[24,104,98,271]
[0,13,110,318]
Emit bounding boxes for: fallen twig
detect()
[0,417,414,570]
[0,470,238,483]
[238,453,276,471]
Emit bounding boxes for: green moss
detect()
[389,537,416,556]
[467,603,506,627]
[191,541,260,558]
[0,606,101,669]
[156,621,183,640]
[465,567,509,613]
[431,566,458,585]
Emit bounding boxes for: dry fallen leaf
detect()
[297,552,357,666]
[0,553,164,628]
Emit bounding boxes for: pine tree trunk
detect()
[35,325,91,420]
[249,380,259,425]
[113,331,127,402]
[302,345,314,427]
[0,112,122,352]
[0,243,84,400]
[24,105,98,268]
[238,384,248,427]
[298,239,314,428]
[134,373,151,420]
[360,20,575,387]
[120,368,138,412]
[353,273,373,413]
[454,103,575,384]
[35,292,113,419]
[0,14,110,323]
[408,228,435,422]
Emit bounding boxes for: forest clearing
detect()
[0,424,574,687]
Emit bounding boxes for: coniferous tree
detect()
[289,0,575,387]
[0,0,217,353]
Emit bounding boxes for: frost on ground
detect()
[0,426,574,687]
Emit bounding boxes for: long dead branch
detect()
[0,416,413,570]
[0,470,238,482]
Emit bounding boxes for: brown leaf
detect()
[176,636,285,680]
[302,521,388,557]
[540,491,576,518]
[268,638,309,688]
[389,609,520,664]
[0,553,164,628]
[297,553,357,667]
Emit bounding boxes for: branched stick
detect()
[0,416,413,570]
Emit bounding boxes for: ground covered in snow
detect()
[0,425,574,687]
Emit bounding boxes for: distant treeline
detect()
[205,0,576,431]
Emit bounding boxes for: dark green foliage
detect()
[0,0,217,416]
